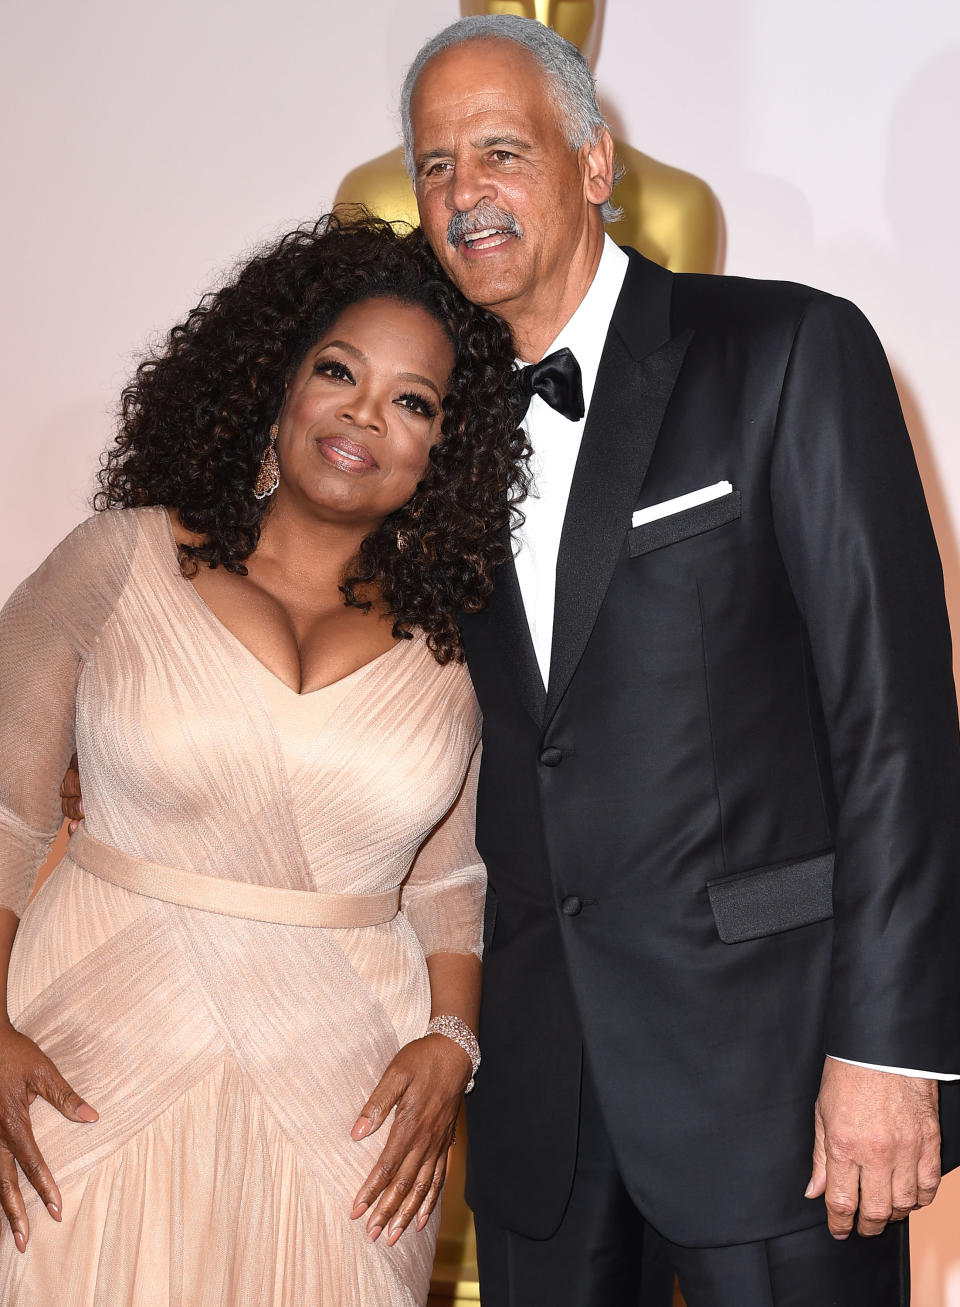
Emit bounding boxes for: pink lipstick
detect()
[316,435,379,474]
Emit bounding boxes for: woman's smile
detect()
[315,434,381,474]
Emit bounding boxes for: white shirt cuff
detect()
[828,1055,959,1081]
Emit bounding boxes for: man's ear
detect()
[582,129,616,208]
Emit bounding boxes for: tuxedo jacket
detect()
[461,248,960,1248]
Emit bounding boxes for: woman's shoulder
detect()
[407,636,481,737]
[30,505,159,583]
[22,506,163,649]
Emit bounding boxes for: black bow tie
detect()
[518,347,585,422]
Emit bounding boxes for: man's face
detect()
[410,39,606,321]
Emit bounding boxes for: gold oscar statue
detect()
[335,0,723,275]
[340,6,708,1302]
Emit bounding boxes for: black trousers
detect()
[473,1062,910,1307]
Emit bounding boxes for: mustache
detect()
[446,203,523,248]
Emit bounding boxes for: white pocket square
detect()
[631,481,734,529]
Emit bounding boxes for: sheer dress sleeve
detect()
[0,511,138,918]
[400,743,486,959]
[0,578,80,917]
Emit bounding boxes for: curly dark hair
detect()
[96,211,530,662]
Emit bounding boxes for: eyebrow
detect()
[415,133,534,169]
[321,338,364,359]
[318,341,443,402]
[399,371,442,401]
[476,134,533,151]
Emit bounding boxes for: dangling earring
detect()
[254,424,280,499]
[396,528,410,554]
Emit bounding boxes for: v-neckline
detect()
[152,507,412,699]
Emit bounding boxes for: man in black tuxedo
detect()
[400,13,960,1307]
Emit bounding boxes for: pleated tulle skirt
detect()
[0,858,439,1306]
[0,1059,436,1306]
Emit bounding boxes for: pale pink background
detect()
[1,0,958,1298]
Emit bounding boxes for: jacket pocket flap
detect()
[707,851,834,944]
[628,490,741,558]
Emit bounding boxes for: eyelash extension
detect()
[399,393,437,419]
[315,359,352,381]
[315,362,435,419]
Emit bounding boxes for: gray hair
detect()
[400,14,622,223]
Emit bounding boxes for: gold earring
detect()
[254,424,280,500]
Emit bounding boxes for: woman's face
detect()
[274,296,454,528]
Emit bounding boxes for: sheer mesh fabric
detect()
[0,506,485,1306]
[0,588,80,917]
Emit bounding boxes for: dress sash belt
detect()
[67,826,400,927]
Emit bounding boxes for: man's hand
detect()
[59,753,83,834]
[806,1058,941,1239]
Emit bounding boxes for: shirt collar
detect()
[519,235,629,415]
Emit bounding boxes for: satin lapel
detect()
[477,533,547,725]
[544,326,694,726]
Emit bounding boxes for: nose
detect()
[337,385,387,435]
[446,156,497,215]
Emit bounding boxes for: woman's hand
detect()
[59,753,84,835]
[349,1033,471,1245]
[0,1021,98,1251]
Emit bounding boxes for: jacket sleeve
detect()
[769,293,960,1072]
[400,743,486,959]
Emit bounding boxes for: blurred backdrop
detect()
[2,2,959,1302]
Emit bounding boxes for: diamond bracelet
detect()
[426,1014,481,1094]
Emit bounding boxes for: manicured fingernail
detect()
[352,1117,372,1140]
[387,1224,402,1245]
[77,1103,98,1123]
[804,1180,814,1198]
[350,1202,368,1220]
[368,1225,382,1242]
[13,1230,26,1253]
[47,1201,60,1220]
[416,1212,429,1231]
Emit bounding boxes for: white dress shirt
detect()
[513,236,629,683]
[512,235,954,1082]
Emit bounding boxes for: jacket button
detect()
[561,895,583,916]
[540,747,563,767]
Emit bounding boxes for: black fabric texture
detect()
[518,346,585,421]
[628,489,742,557]
[706,851,835,943]
[475,1059,911,1307]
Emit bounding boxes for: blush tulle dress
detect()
[0,506,485,1306]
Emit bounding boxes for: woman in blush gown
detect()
[0,215,528,1306]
